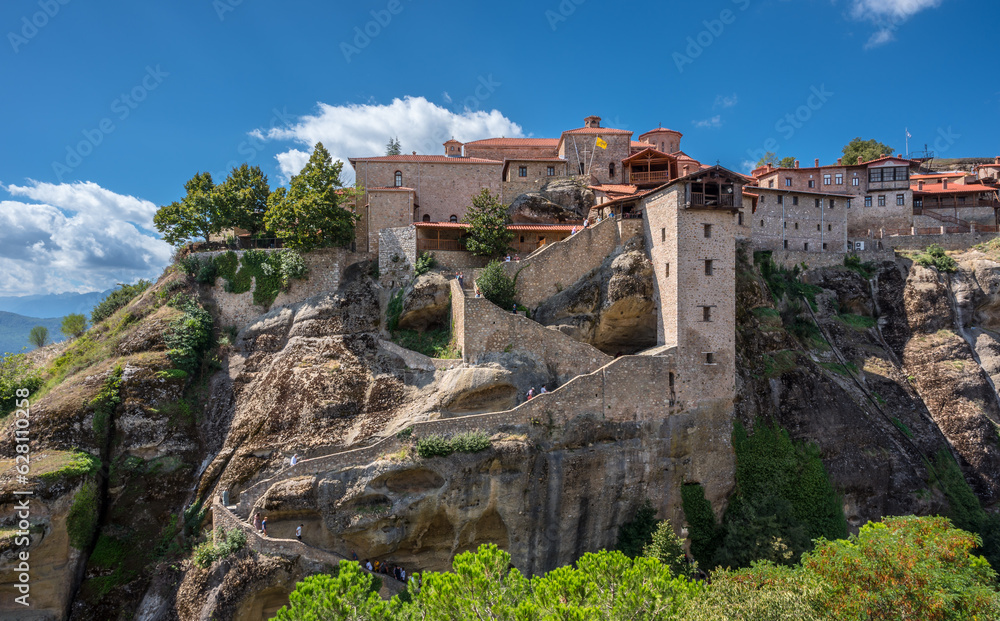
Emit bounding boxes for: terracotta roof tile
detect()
[365,186,415,191]
[350,155,501,164]
[590,184,639,194]
[413,222,580,231]
[912,183,999,195]
[462,138,559,147]
[561,127,632,135]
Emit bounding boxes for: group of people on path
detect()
[252,512,304,542]
[525,386,548,400]
[354,552,410,583]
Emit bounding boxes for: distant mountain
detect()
[0,289,111,320]
[0,312,66,356]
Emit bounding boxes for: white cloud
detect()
[0,183,171,297]
[5,180,159,231]
[258,96,524,182]
[693,115,723,129]
[714,94,738,109]
[849,0,943,48]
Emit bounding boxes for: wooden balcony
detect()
[629,170,671,185]
[689,193,735,208]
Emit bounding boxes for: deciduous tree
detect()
[60,313,88,339]
[841,137,895,165]
[28,325,48,348]
[153,172,222,245]
[264,142,360,252]
[217,164,270,237]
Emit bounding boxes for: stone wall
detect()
[460,293,612,385]
[353,160,503,223]
[765,248,896,270]
[504,217,624,308]
[365,189,414,253]
[202,248,375,330]
[560,133,631,184]
[450,279,466,359]
[750,188,849,254]
[429,250,489,270]
[879,231,1000,251]
[378,226,416,289]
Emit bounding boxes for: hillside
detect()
[0,311,66,355]
[0,241,998,619]
[0,290,110,320]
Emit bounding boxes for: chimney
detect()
[837,158,842,165]
[943,179,948,190]
[794,159,800,168]
[814,158,820,167]
[584,115,602,128]
[412,151,417,155]
[995,156,1000,165]
[918,181,924,190]
[858,156,863,164]
[879,153,885,159]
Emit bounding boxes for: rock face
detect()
[397,272,451,331]
[534,237,656,354]
[507,178,595,223]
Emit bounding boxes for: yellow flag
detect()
[595,137,608,150]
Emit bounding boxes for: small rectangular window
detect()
[738,212,744,225]
[896,193,905,206]
[703,224,712,238]
[852,177,860,186]
[783,240,789,249]
[817,224,821,231]
[703,306,712,322]
[547,166,555,176]
[804,242,809,251]
[665,263,670,277]
[835,173,843,184]
[823,174,832,185]
[809,180,815,188]
[760,220,764,227]
[815,198,821,208]
[828,224,832,231]
[661,228,666,242]
[705,259,713,276]
[830,199,835,209]
[792,196,799,205]
[777,195,783,205]
[823,243,828,250]
[705,352,715,364]
[865,196,872,207]
[878,195,886,206]
[785,178,792,187]
[519,166,527,177]
[768,180,775,188]
[794,222,799,229]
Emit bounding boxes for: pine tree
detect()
[385,136,401,156]
[462,189,512,259]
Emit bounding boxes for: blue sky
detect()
[1,0,996,298]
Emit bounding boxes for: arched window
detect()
[609,162,616,178]
[449,214,458,222]
[394,171,403,187]
[422,214,430,222]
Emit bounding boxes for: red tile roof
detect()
[639,127,682,136]
[590,184,639,195]
[912,172,966,179]
[503,157,566,163]
[561,127,632,135]
[912,183,1000,195]
[350,155,501,164]
[623,147,675,163]
[462,138,559,147]
[365,186,415,191]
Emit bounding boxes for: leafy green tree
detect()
[841,137,895,165]
[414,544,533,619]
[617,499,658,558]
[60,313,88,339]
[804,515,1000,620]
[153,172,222,245]
[644,520,693,578]
[273,561,389,621]
[755,152,796,169]
[264,142,360,252]
[684,561,826,621]
[462,188,513,259]
[28,325,48,348]
[386,136,401,155]
[217,164,270,237]
[475,261,517,310]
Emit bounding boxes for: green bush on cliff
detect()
[90,365,123,444]
[476,261,517,311]
[914,244,958,273]
[753,251,822,309]
[91,280,151,324]
[416,431,491,458]
[192,527,247,568]
[67,480,100,550]
[616,500,658,558]
[211,248,308,305]
[0,353,43,417]
[164,295,214,376]
[931,450,1000,570]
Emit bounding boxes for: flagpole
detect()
[905,128,909,158]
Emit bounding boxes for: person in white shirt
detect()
[296,525,302,541]
[290,454,298,467]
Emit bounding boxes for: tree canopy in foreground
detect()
[272,515,1000,621]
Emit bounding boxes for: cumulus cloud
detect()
[0,182,171,297]
[693,115,723,129]
[258,96,524,182]
[848,0,943,48]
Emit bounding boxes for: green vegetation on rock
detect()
[416,431,491,458]
[476,260,517,310]
[754,251,823,310]
[91,280,151,324]
[90,365,123,444]
[914,244,958,273]
[462,188,513,259]
[67,480,100,550]
[192,527,247,568]
[164,295,214,375]
[0,353,42,417]
[930,450,1000,571]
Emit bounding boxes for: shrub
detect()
[414,252,436,277]
[0,353,43,416]
[28,325,49,348]
[476,261,517,310]
[644,520,693,577]
[843,253,875,279]
[61,313,88,339]
[67,480,100,550]
[837,313,876,330]
[91,365,123,444]
[616,499,658,558]
[91,280,151,324]
[192,527,247,568]
[37,450,100,482]
[753,251,822,309]
[164,296,214,375]
[914,244,958,273]
[416,431,491,458]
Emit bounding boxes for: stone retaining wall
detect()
[201,247,375,329]
[460,292,611,384]
[379,225,417,289]
[766,248,896,270]
[504,217,623,308]
[880,231,1000,252]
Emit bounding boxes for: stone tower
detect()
[642,165,742,411]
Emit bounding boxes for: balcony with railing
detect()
[689,192,736,208]
[629,170,671,185]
